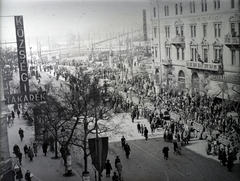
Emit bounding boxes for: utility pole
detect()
[78,32,81,56]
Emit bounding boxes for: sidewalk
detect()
[7,105,82,181]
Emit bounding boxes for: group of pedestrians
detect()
[104,156,123,181]
[12,125,50,180]
[136,123,149,140]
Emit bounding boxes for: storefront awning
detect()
[207,81,240,102]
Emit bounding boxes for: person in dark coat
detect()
[121,136,126,149]
[227,150,234,171]
[28,147,34,161]
[24,145,29,158]
[13,144,20,157]
[33,142,38,156]
[137,122,141,133]
[15,168,23,180]
[42,141,48,156]
[124,143,131,159]
[115,156,120,168]
[222,148,227,166]
[12,110,15,120]
[104,159,112,177]
[17,152,22,165]
[18,128,24,141]
[25,170,32,181]
[162,145,169,160]
[144,127,148,140]
[17,109,21,118]
[112,172,119,181]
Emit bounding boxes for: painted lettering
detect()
[17,95,23,103]
[35,94,40,101]
[20,73,28,82]
[23,95,29,102]
[29,94,34,101]
[17,29,24,38]
[15,16,22,26]
[40,92,46,101]
[19,50,26,59]
[20,62,27,71]
[19,39,25,49]
[11,96,17,104]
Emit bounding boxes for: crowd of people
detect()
[104,68,240,167]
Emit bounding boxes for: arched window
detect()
[153,7,156,17]
[192,72,199,89]
[178,70,185,88]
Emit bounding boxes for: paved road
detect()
[105,138,240,181]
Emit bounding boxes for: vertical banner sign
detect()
[89,137,108,174]
[143,10,147,41]
[14,16,29,93]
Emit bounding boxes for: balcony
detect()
[171,36,185,48]
[186,61,222,72]
[224,34,240,49]
[162,59,172,66]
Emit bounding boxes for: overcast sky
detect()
[1,0,152,50]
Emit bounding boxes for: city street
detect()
[7,106,240,181]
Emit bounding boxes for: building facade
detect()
[150,0,240,100]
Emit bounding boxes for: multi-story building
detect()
[150,0,240,101]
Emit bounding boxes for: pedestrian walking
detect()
[112,172,119,181]
[15,168,23,181]
[25,170,33,181]
[13,144,20,157]
[137,122,141,133]
[42,141,48,156]
[173,140,178,154]
[121,136,126,149]
[162,145,169,160]
[18,128,24,141]
[28,147,34,161]
[144,127,148,140]
[115,156,120,168]
[124,143,131,159]
[17,152,22,165]
[104,159,112,178]
[23,145,28,158]
[140,124,144,136]
[222,149,227,166]
[17,109,21,118]
[12,110,15,120]
[227,149,234,171]
[33,142,38,156]
[116,161,122,178]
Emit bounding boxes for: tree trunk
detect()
[55,128,58,158]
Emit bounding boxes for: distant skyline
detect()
[0,0,152,51]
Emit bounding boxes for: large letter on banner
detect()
[14,16,29,93]
[88,137,108,173]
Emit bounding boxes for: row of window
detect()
[154,46,238,66]
[156,22,239,39]
[155,0,237,17]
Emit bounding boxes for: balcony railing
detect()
[171,36,185,45]
[186,61,222,71]
[225,36,240,44]
[162,59,172,66]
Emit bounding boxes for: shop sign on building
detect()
[4,16,47,105]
